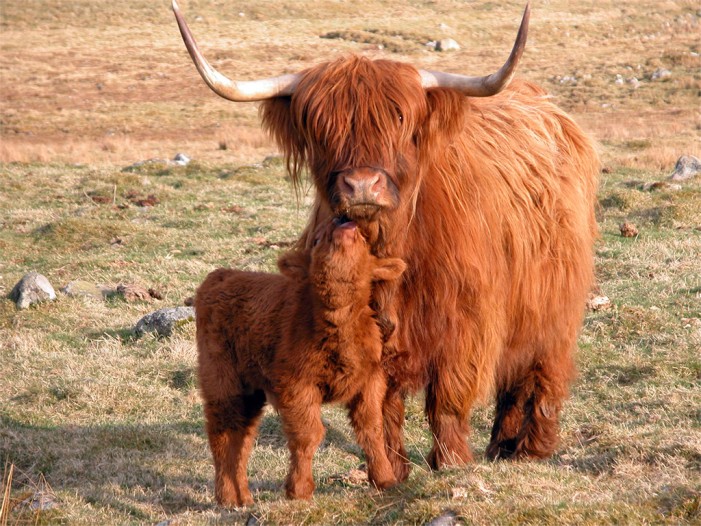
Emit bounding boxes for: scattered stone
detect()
[134,306,195,337]
[10,272,57,309]
[155,520,176,526]
[20,490,59,511]
[121,158,171,173]
[669,155,701,181]
[222,205,244,214]
[450,487,470,500]
[245,515,261,526]
[122,153,192,172]
[629,77,640,89]
[345,467,369,485]
[651,68,671,81]
[61,280,109,300]
[615,74,624,86]
[601,167,612,174]
[183,296,194,306]
[435,38,460,52]
[124,190,160,207]
[642,180,683,192]
[619,222,639,238]
[586,293,611,311]
[173,152,191,166]
[117,284,153,302]
[424,510,459,526]
[148,288,164,301]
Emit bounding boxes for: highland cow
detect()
[195,219,406,506]
[176,1,599,480]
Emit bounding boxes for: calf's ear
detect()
[278,250,310,280]
[372,258,407,282]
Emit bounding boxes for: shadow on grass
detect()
[0,410,384,517]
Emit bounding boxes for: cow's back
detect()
[398,80,599,401]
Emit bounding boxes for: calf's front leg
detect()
[347,370,398,489]
[278,386,325,500]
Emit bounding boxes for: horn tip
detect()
[172,0,180,13]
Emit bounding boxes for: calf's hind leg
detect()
[381,387,411,482]
[204,390,266,507]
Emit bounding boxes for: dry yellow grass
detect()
[1,0,699,168]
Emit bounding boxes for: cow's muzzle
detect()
[335,167,395,219]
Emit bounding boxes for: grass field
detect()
[1,0,700,524]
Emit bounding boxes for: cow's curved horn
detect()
[172,0,300,101]
[419,3,530,97]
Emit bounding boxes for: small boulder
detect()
[10,272,57,309]
[117,283,153,303]
[134,306,195,337]
[669,155,701,182]
[619,222,639,238]
[586,293,611,311]
[651,68,672,81]
[61,280,108,300]
[436,38,460,52]
[173,152,191,166]
[425,511,459,526]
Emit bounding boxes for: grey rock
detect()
[134,306,195,337]
[121,158,170,172]
[173,152,191,166]
[61,280,110,300]
[425,510,460,526]
[669,155,701,181]
[10,272,57,309]
[642,180,683,192]
[436,38,460,52]
[651,68,671,81]
[20,490,58,511]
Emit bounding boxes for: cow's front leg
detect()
[424,367,474,470]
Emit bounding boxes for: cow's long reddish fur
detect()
[195,220,405,506]
[261,56,599,474]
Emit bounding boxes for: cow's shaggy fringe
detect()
[261,55,599,475]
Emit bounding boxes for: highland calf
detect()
[195,219,406,507]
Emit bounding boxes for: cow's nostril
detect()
[342,175,360,193]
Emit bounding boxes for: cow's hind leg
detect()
[204,390,266,507]
[487,346,574,460]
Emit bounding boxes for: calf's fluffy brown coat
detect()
[195,220,405,506]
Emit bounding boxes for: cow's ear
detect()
[278,250,309,280]
[260,97,307,189]
[417,88,465,149]
[372,258,406,282]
